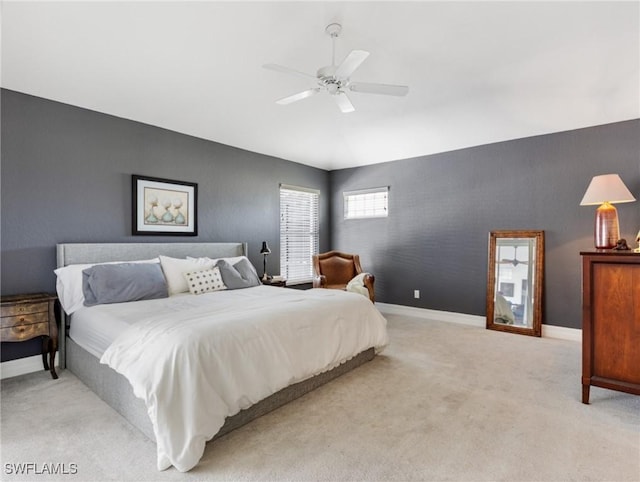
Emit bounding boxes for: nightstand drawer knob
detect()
[20,317,25,322]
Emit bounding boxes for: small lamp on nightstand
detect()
[260,241,271,281]
[580,174,636,249]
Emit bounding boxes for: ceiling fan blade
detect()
[334,50,370,78]
[500,258,528,266]
[349,82,409,97]
[263,63,317,81]
[333,92,355,113]
[276,88,320,105]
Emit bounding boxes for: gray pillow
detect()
[215,259,260,290]
[82,263,168,307]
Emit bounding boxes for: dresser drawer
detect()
[0,301,49,317]
[0,321,50,342]
[1,311,49,329]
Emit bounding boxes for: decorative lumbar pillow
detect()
[82,263,168,307]
[215,258,261,290]
[159,255,214,296]
[183,267,227,295]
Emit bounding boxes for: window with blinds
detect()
[280,184,320,285]
[344,187,389,219]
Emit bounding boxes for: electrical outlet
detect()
[414,290,420,299]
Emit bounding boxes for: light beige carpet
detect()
[2,314,639,481]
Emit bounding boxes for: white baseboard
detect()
[540,324,582,342]
[377,303,485,327]
[1,353,59,380]
[376,303,581,342]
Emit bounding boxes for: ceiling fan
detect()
[499,246,529,266]
[263,23,409,113]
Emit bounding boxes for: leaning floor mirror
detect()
[486,230,544,337]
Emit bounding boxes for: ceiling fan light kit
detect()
[264,23,409,113]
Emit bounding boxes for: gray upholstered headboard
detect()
[57,242,247,268]
[55,242,248,368]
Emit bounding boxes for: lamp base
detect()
[594,202,620,249]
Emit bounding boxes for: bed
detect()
[56,242,388,472]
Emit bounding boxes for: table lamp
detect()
[260,241,271,281]
[580,174,636,249]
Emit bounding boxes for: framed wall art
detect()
[132,175,198,236]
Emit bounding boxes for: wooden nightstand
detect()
[1,293,58,379]
[262,278,287,287]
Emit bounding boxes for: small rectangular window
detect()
[344,187,389,219]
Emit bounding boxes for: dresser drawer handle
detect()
[20,317,25,322]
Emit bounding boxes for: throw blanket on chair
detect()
[346,273,371,298]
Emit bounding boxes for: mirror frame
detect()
[486,230,544,337]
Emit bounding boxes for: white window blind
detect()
[344,187,389,219]
[280,185,320,285]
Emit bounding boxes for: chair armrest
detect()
[313,275,327,288]
[363,273,375,303]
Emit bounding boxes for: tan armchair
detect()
[312,251,375,302]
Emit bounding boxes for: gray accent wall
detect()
[1,89,330,359]
[1,86,639,344]
[330,120,639,329]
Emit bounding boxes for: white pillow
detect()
[159,255,214,295]
[183,267,227,295]
[186,255,245,264]
[187,256,258,277]
[55,258,159,314]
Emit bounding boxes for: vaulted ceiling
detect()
[2,1,638,170]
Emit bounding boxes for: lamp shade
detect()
[580,174,636,206]
[260,241,271,255]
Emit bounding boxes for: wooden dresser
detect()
[0,293,58,379]
[580,251,640,403]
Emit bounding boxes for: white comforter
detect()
[100,286,388,472]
